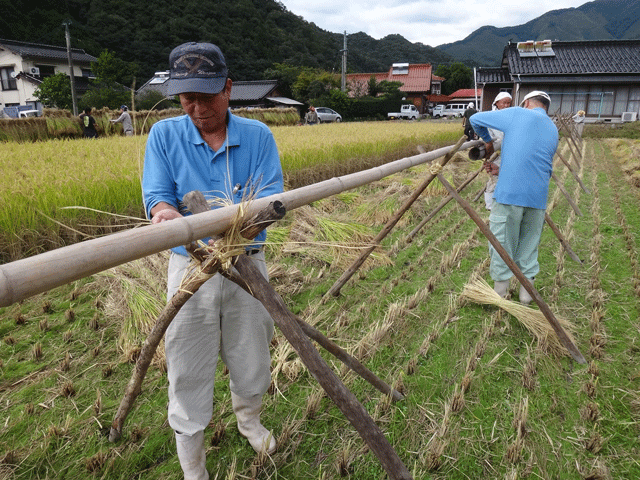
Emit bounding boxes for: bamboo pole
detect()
[434,172,587,364]
[325,135,469,298]
[0,139,483,308]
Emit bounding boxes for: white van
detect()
[433,103,471,118]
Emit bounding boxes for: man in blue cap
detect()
[142,42,284,479]
[470,91,558,305]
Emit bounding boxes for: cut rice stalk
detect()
[461,277,577,358]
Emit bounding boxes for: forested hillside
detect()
[0,0,453,82]
[438,0,640,66]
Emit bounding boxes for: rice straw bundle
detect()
[461,276,577,358]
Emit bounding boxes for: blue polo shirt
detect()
[470,106,558,210]
[142,111,284,256]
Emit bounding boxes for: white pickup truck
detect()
[388,104,421,120]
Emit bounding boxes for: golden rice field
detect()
[0,121,460,262]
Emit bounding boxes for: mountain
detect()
[0,0,453,82]
[1,0,639,82]
[437,0,640,66]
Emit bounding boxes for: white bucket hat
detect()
[492,91,512,106]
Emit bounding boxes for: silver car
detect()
[315,107,342,123]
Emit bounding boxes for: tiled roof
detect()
[230,80,279,101]
[346,64,433,93]
[431,75,445,82]
[476,67,510,84]
[387,63,432,92]
[449,89,482,99]
[504,39,640,76]
[0,38,96,64]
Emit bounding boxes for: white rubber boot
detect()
[519,278,535,306]
[231,392,276,454]
[175,430,208,480]
[494,280,510,298]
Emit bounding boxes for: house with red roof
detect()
[448,88,482,108]
[346,63,442,114]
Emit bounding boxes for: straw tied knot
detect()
[429,162,443,176]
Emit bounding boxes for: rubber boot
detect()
[519,278,535,306]
[231,392,276,454]
[175,430,208,480]
[494,280,510,298]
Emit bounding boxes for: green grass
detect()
[1,131,640,479]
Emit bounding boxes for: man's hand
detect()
[151,208,183,224]
[484,141,495,158]
[484,162,499,175]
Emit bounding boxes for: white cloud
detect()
[279,0,589,46]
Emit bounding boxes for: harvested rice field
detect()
[0,124,639,480]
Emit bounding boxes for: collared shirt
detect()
[470,106,558,210]
[142,110,284,256]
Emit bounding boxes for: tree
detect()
[80,49,137,110]
[435,62,473,95]
[33,73,73,110]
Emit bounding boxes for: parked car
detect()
[387,104,421,120]
[432,103,471,118]
[18,109,41,118]
[315,107,342,123]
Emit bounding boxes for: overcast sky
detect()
[278,0,590,47]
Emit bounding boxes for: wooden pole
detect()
[108,201,287,442]
[434,172,586,364]
[326,135,469,298]
[0,140,483,308]
[406,160,490,242]
[550,171,583,217]
[555,150,590,194]
[232,255,413,479]
[184,192,412,479]
[544,213,583,264]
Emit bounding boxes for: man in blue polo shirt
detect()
[470,91,558,305]
[142,42,283,480]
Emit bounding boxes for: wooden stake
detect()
[326,135,468,298]
[544,213,583,264]
[406,159,490,242]
[108,201,286,443]
[232,254,413,479]
[555,150,590,194]
[550,171,583,217]
[184,192,411,479]
[435,173,587,364]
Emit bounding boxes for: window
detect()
[1,67,18,91]
[35,65,56,78]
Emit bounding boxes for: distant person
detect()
[305,105,318,125]
[110,105,133,136]
[79,107,98,138]
[470,91,558,304]
[483,92,512,210]
[462,102,477,140]
[572,109,586,137]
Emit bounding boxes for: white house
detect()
[0,38,97,118]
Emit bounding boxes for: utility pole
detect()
[341,31,347,92]
[64,21,78,116]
